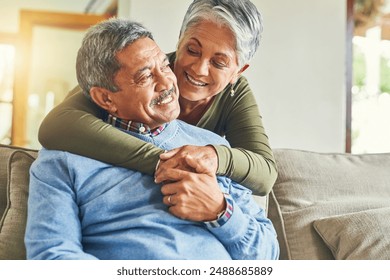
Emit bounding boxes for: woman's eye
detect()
[212,60,227,69]
[187,46,200,56]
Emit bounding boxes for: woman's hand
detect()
[154,145,218,184]
[159,153,225,222]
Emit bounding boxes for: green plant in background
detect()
[353,42,390,96]
[353,46,367,89]
[380,56,390,94]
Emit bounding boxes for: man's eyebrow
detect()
[133,65,152,80]
[136,66,151,75]
[139,53,168,68]
[134,54,169,79]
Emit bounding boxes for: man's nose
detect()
[155,72,174,92]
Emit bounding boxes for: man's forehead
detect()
[137,42,161,58]
[118,38,165,71]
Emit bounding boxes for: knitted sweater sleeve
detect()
[38,86,164,175]
[207,77,278,196]
[205,177,280,260]
[25,150,98,259]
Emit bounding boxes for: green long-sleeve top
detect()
[38,55,277,196]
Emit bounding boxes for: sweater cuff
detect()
[212,144,232,177]
[205,197,249,243]
[212,145,251,184]
[204,193,233,228]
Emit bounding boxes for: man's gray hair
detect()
[178,0,263,67]
[76,18,153,96]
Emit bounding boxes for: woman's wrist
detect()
[211,144,231,176]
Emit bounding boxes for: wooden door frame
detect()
[0,32,18,45]
[12,10,108,146]
[346,0,354,153]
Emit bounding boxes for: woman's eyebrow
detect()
[189,37,232,60]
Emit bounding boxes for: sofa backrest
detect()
[0,144,38,260]
[8,145,390,260]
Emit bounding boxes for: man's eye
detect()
[138,74,153,85]
[161,63,171,72]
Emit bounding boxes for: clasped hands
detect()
[154,145,226,222]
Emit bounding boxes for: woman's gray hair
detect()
[178,0,263,67]
[76,18,153,96]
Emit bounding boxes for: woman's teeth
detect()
[186,73,206,86]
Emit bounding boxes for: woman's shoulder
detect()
[234,75,252,96]
[213,75,254,106]
[167,51,176,64]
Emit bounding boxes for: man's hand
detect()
[154,145,218,184]
[159,154,226,222]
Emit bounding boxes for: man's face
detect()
[107,37,180,128]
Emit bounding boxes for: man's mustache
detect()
[150,87,176,106]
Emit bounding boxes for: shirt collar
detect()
[106,114,167,137]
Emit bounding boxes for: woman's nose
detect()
[192,58,209,76]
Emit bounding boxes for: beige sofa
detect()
[1,144,390,260]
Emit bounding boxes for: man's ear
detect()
[230,64,250,84]
[90,87,117,114]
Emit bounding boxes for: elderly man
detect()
[25,18,279,260]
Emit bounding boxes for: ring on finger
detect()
[168,195,172,205]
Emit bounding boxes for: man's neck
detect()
[106,114,167,136]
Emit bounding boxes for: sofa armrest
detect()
[0,144,38,260]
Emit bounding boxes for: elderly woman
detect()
[38,0,277,196]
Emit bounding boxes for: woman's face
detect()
[174,20,241,102]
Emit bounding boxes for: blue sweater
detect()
[25,120,279,260]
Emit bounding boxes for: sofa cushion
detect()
[313,207,390,260]
[269,149,390,260]
[0,147,37,259]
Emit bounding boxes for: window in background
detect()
[12,10,108,148]
[0,44,14,145]
[352,0,390,153]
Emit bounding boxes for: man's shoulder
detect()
[174,120,230,147]
[35,148,66,161]
[32,148,134,180]
[30,149,67,175]
[34,148,107,168]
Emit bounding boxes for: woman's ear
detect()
[90,87,117,114]
[230,64,250,84]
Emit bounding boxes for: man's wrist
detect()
[204,193,233,228]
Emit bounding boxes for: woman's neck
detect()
[178,96,215,125]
